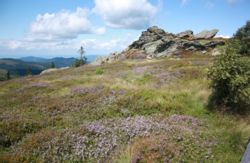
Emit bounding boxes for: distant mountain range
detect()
[0,58,46,80]
[20,56,77,68]
[20,55,99,66]
[0,55,100,81]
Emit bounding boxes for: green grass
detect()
[0,55,249,162]
[95,67,104,75]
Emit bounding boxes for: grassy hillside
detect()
[0,54,249,162]
[0,69,8,81]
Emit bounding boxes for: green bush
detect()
[95,67,104,75]
[208,41,250,112]
[74,58,87,67]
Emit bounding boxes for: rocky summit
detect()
[93,26,225,65]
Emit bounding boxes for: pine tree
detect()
[6,71,10,80]
[74,46,87,67]
[51,62,56,68]
[27,67,32,75]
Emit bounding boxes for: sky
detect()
[0,0,249,58]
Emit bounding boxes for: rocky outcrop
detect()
[92,50,147,65]
[94,26,225,65]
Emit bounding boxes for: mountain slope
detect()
[20,57,77,68]
[19,56,48,63]
[0,54,249,162]
[0,69,7,81]
[0,55,101,81]
[20,55,100,67]
[0,58,46,77]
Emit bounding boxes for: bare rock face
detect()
[204,41,225,48]
[129,26,175,49]
[194,29,219,39]
[121,49,147,59]
[128,26,179,58]
[93,26,225,65]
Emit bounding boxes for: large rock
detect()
[121,49,147,60]
[142,40,165,55]
[181,40,206,51]
[176,30,193,39]
[194,29,219,39]
[40,67,69,75]
[241,141,250,163]
[147,26,166,35]
[204,41,225,48]
[129,26,175,49]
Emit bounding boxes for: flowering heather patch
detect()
[70,86,126,106]
[99,89,127,106]
[167,114,201,126]
[9,115,208,162]
[133,65,161,75]
[1,56,248,163]
[71,85,104,94]
[133,66,151,74]
[155,70,183,86]
[32,87,128,117]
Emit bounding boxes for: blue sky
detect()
[0,0,249,58]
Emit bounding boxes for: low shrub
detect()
[0,119,43,147]
[95,67,104,75]
[208,41,250,112]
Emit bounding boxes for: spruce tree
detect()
[6,71,10,80]
[51,62,56,68]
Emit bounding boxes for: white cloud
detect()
[0,40,22,49]
[93,0,157,29]
[0,36,134,54]
[29,7,105,41]
[80,38,132,52]
[0,3,151,54]
[0,7,110,52]
[0,39,75,50]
